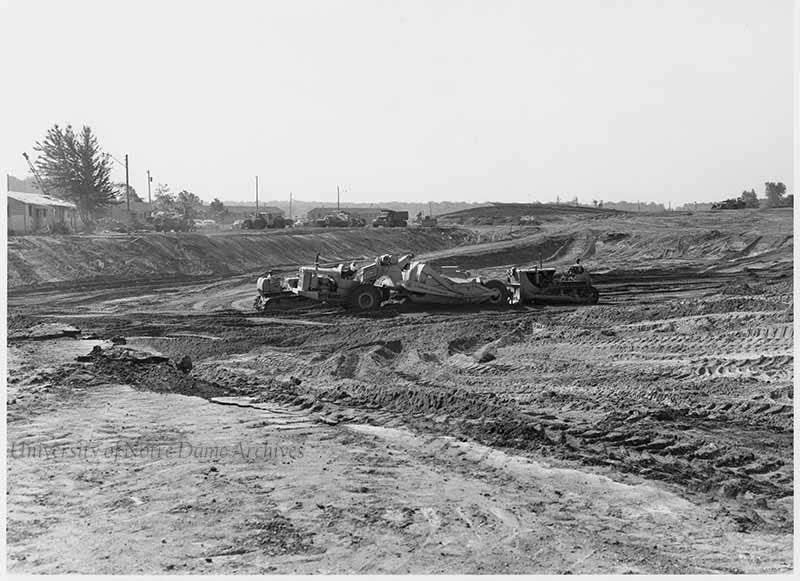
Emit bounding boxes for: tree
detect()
[209,198,227,218]
[113,182,143,203]
[764,182,787,208]
[153,183,177,212]
[739,189,758,208]
[33,124,117,225]
[176,190,203,219]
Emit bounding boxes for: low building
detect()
[222,205,284,224]
[227,205,284,217]
[7,190,78,234]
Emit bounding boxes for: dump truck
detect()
[254,253,509,311]
[372,209,408,227]
[506,263,599,305]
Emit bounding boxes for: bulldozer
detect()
[255,254,510,311]
[506,262,599,305]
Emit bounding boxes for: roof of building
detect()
[7,191,77,209]
[227,205,284,215]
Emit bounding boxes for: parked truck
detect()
[372,209,408,227]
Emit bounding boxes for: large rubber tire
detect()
[483,279,511,306]
[349,285,382,311]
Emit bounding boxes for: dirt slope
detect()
[421,209,793,278]
[6,228,470,291]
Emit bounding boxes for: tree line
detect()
[29,123,793,227]
[713,183,792,210]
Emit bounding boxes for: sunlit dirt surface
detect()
[6,210,793,573]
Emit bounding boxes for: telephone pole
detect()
[289,192,293,220]
[146,170,152,206]
[336,185,340,210]
[125,154,130,211]
[255,176,259,211]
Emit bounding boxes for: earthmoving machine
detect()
[372,209,408,227]
[241,211,286,229]
[414,212,438,227]
[254,254,510,311]
[711,199,746,210]
[313,211,366,228]
[149,211,195,232]
[506,262,599,305]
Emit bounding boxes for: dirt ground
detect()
[5,209,794,574]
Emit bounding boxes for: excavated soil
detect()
[5,209,794,574]
[6,227,472,290]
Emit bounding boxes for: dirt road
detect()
[6,249,793,573]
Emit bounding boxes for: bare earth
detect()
[6,209,793,574]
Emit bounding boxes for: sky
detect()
[1,0,795,205]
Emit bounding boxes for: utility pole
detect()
[125,154,130,212]
[289,192,293,220]
[146,170,152,206]
[255,176,259,212]
[337,185,340,210]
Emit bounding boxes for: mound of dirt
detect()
[6,227,472,291]
[420,208,793,275]
[438,203,622,225]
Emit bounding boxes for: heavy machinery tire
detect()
[483,279,511,305]
[349,285,382,311]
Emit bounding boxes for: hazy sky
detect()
[2,0,794,204]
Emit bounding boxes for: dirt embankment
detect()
[6,228,471,291]
[422,209,794,277]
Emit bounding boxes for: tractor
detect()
[506,263,599,305]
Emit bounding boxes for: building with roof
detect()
[7,174,78,234]
[7,190,78,234]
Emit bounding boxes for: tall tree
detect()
[33,124,117,225]
[764,182,787,208]
[176,190,203,219]
[153,183,176,212]
[209,198,227,218]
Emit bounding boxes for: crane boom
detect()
[21,152,50,196]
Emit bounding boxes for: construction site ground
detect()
[6,208,794,574]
